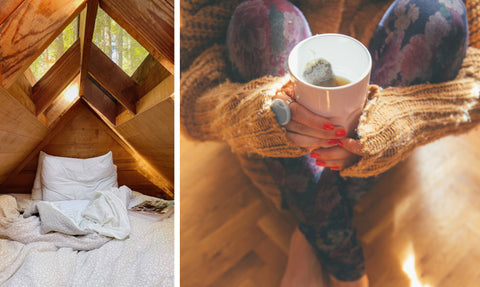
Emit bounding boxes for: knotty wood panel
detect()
[32,41,81,116]
[0,0,86,88]
[88,45,138,114]
[116,96,174,188]
[100,0,174,73]
[0,87,47,185]
[1,100,168,198]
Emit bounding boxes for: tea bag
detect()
[302,58,333,86]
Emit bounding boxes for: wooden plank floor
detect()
[180,127,480,287]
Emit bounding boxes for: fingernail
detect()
[310,152,320,159]
[316,160,326,166]
[337,140,344,147]
[335,129,347,137]
[327,139,339,145]
[330,166,340,171]
[323,123,335,131]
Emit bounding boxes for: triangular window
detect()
[29,17,79,82]
[93,8,149,76]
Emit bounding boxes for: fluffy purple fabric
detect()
[227,0,311,82]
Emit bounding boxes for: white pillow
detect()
[40,151,118,201]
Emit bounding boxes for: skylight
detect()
[29,17,79,82]
[93,8,149,76]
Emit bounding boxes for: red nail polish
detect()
[335,129,347,137]
[316,160,326,166]
[330,166,340,171]
[310,152,320,159]
[327,139,339,145]
[323,123,335,131]
[337,140,344,147]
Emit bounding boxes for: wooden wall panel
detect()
[0,87,48,184]
[0,0,24,25]
[116,96,174,188]
[1,101,169,198]
[0,0,85,88]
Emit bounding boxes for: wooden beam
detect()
[99,0,174,73]
[31,40,81,116]
[132,54,171,96]
[83,78,117,125]
[88,44,138,114]
[0,0,86,88]
[79,0,99,97]
[0,0,24,26]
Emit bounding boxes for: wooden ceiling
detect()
[0,0,175,197]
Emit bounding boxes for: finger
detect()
[338,138,363,155]
[286,132,337,150]
[310,146,353,161]
[289,102,336,131]
[285,120,336,139]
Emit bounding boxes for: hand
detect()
[273,82,348,151]
[310,138,363,170]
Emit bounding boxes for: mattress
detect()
[0,192,174,287]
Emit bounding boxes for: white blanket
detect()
[31,186,132,240]
[0,192,174,287]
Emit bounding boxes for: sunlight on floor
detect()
[402,253,432,287]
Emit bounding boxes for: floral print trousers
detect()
[264,0,468,281]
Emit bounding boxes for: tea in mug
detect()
[302,58,350,87]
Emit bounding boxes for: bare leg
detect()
[281,228,327,287]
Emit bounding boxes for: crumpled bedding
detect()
[30,186,132,240]
[0,192,174,287]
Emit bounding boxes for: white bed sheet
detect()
[0,192,174,287]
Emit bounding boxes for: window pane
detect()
[29,17,79,82]
[93,8,149,76]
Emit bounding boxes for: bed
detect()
[0,152,174,287]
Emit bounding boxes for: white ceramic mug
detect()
[288,33,372,136]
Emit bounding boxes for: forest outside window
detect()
[29,17,79,82]
[93,8,149,76]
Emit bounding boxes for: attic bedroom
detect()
[0,0,174,285]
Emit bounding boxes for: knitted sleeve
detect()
[341,47,480,178]
[180,44,306,157]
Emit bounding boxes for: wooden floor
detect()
[180,127,480,287]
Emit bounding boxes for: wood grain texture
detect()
[88,44,138,114]
[116,96,174,190]
[132,54,171,96]
[32,40,81,116]
[0,0,86,88]
[0,0,24,25]
[79,0,99,97]
[1,100,169,198]
[0,87,47,185]
[83,78,117,125]
[99,0,174,73]
[180,126,480,287]
[6,71,35,114]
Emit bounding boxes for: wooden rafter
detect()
[88,44,138,114]
[99,0,174,74]
[31,40,81,116]
[79,0,99,97]
[83,78,117,125]
[0,0,86,88]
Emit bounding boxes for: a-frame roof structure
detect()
[0,0,174,198]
